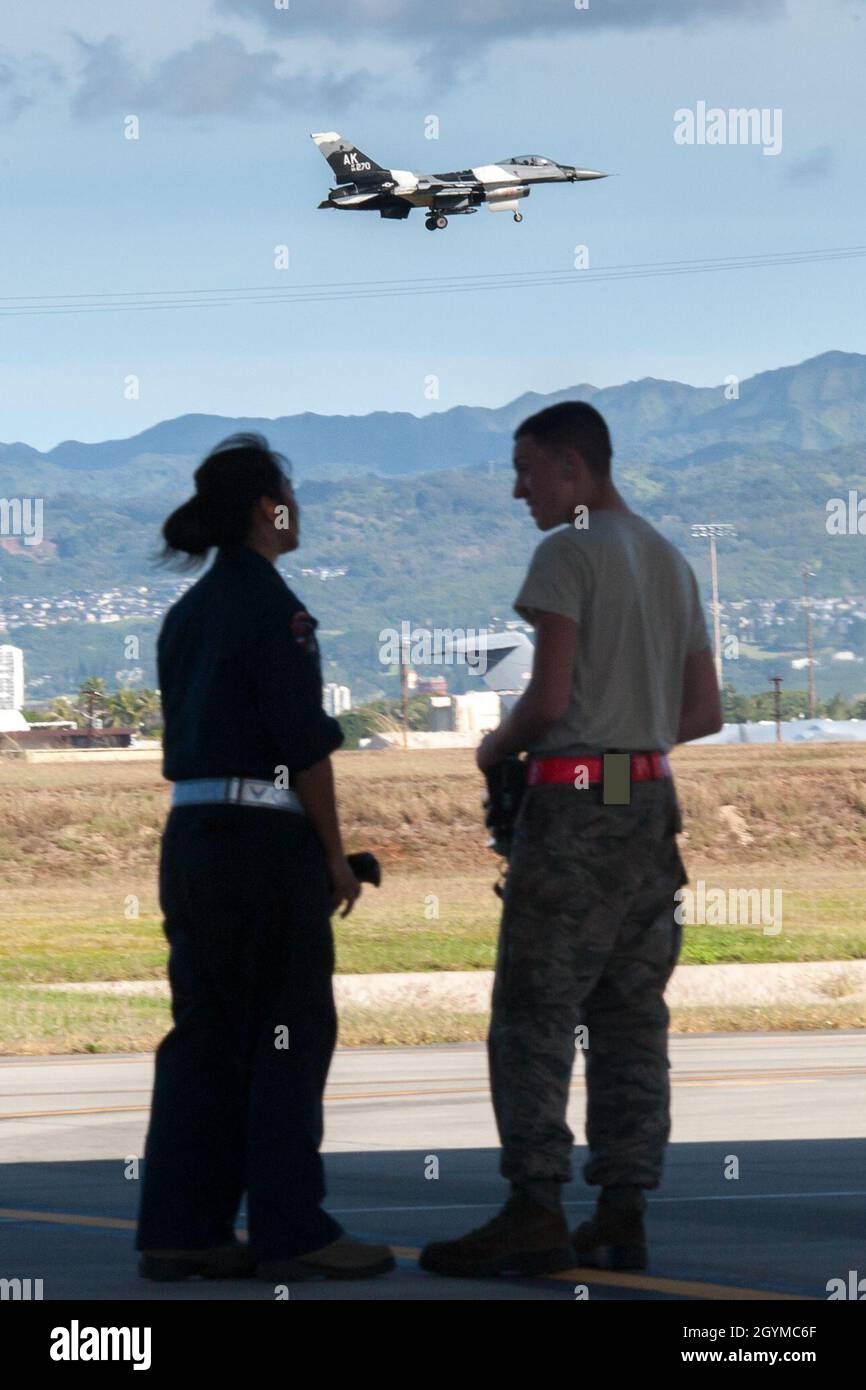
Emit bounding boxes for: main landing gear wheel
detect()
[426,215,448,230]
[513,212,524,223]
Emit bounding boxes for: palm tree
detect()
[108,687,144,729]
[76,677,108,734]
[136,689,162,734]
[47,696,80,725]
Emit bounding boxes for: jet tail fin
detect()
[311,132,386,184]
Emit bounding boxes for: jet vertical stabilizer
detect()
[311,132,387,184]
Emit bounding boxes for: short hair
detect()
[514,401,613,478]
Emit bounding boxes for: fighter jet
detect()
[311,132,607,230]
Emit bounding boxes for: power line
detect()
[2,245,863,302]
[3,245,864,314]
[0,244,863,318]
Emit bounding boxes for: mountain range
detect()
[1,350,865,701]
[2,349,866,492]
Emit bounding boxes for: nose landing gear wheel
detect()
[513,212,524,223]
[426,214,448,230]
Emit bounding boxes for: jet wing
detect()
[421,179,477,193]
[424,183,482,214]
[322,190,382,208]
[434,187,478,200]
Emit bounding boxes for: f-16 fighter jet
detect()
[312,132,607,230]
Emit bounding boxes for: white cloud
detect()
[0,50,63,121]
[68,31,374,119]
[785,144,836,183]
[218,0,789,44]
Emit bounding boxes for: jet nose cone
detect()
[570,168,608,181]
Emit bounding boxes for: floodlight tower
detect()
[802,566,816,718]
[690,524,738,687]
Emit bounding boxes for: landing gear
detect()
[426,214,449,230]
[513,212,524,223]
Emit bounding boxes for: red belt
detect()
[527,752,671,786]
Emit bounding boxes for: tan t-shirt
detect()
[514,511,709,755]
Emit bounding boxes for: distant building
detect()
[424,690,501,739]
[694,719,866,745]
[0,644,24,710]
[324,683,352,717]
[415,675,449,696]
[0,708,29,734]
[448,630,534,713]
[361,731,480,751]
[428,696,454,733]
[453,690,501,737]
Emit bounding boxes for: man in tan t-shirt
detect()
[421,401,721,1281]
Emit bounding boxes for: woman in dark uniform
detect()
[136,434,393,1282]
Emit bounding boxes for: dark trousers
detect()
[488,780,687,1190]
[136,804,342,1259]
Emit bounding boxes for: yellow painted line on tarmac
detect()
[10,1066,863,1102]
[678,1079,822,1089]
[388,1245,816,1300]
[0,1213,816,1300]
[386,1247,816,1300]
[652,1071,866,1089]
[0,1207,136,1231]
[544,1265,817,1301]
[0,1104,150,1119]
[330,1068,865,1101]
[1,1089,154,1098]
[328,1085,492,1100]
[0,1068,859,1120]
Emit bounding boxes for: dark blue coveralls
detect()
[136,541,345,1259]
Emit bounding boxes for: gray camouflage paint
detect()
[311,132,606,222]
[488,778,687,1189]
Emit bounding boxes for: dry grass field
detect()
[1,742,864,1051]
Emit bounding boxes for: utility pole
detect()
[771,675,783,743]
[400,633,410,750]
[82,686,100,748]
[802,566,816,717]
[690,524,737,688]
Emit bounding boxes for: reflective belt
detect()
[527,752,671,786]
[171,777,305,815]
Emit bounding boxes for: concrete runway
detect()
[2,1033,865,1301]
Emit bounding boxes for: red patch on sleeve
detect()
[291,610,316,652]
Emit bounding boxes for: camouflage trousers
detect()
[488,777,687,1190]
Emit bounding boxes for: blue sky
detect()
[1,0,864,450]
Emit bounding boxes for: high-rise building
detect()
[0,645,25,711]
[323,683,352,717]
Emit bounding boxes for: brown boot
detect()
[256,1235,395,1282]
[419,1192,573,1278]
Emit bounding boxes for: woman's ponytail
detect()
[156,433,290,569]
[160,493,215,565]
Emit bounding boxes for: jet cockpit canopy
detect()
[502,155,556,167]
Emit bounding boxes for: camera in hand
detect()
[346,851,381,887]
[483,756,528,861]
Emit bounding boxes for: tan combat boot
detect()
[419,1191,573,1278]
[256,1235,395,1282]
